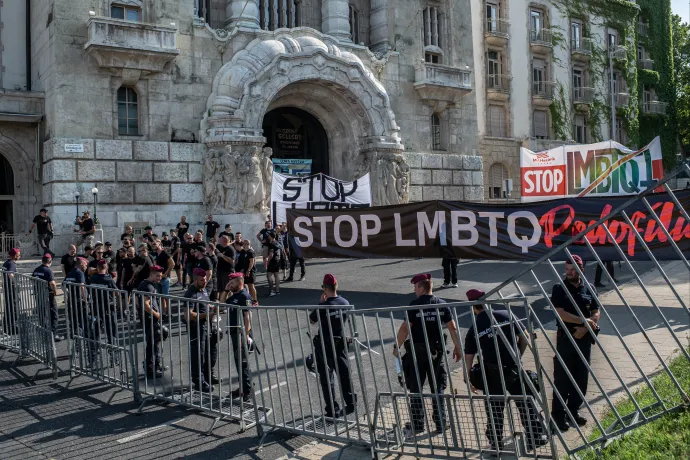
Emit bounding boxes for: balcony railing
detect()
[638,22,648,37]
[485,18,509,36]
[643,101,668,115]
[415,62,472,89]
[530,28,553,46]
[571,37,593,54]
[609,45,628,60]
[572,87,595,104]
[532,81,555,99]
[612,92,630,107]
[487,74,511,92]
[638,59,655,70]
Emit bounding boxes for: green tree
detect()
[673,14,690,157]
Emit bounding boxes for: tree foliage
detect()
[673,14,690,157]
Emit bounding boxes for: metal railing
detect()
[643,101,668,115]
[532,80,555,99]
[485,18,509,36]
[612,92,630,107]
[638,58,654,70]
[572,86,595,104]
[530,28,553,46]
[486,74,511,92]
[571,37,593,54]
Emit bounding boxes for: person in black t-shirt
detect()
[225,272,254,401]
[167,230,182,286]
[76,211,95,248]
[176,216,190,239]
[61,244,78,279]
[32,254,64,340]
[63,257,88,340]
[204,215,220,242]
[237,240,257,305]
[393,273,461,436]
[309,274,355,418]
[285,227,305,282]
[205,243,219,300]
[103,242,117,278]
[28,209,54,256]
[153,240,174,296]
[181,233,195,288]
[550,256,600,431]
[184,268,218,392]
[215,235,236,302]
[120,225,134,242]
[256,220,272,270]
[130,244,152,290]
[120,246,137,293]
[192,243,213,283]
[264,230,282,297]
[464,289,547,451]
[138,265,164,378]
[218,224,233,240]
[1,248,20,335]
[140,226,156,250]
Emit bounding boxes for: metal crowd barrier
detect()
[0,272,59,378]
[63,282,139,395]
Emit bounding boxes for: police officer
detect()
[551,255,600,431]
[138,265,165,379]
[89,259,120,366]
[309,274,356,418]
[64,257,88,339]
[184,268,220,392]
[463,288,547,451]
[32,254,64,341]
[393,273,461,436]
[225,272,254,402]
[2,248,21,335]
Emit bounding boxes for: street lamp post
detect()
[609,49,616,142]
[75,191,80,224]
[91,187,99,224]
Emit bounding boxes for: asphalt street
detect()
[1,257,656,459]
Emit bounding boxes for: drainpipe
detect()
[26,0,31,91]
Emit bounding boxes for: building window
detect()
[488,105,506,137]
[530,8,547,41]
[431,113,443,150]
[260,0,300,31]
[423,6,443,63]
[572,67,584,88]
[349,5,359,43]
[533,110,549,139]
[489,163,509,199]
[533,58,546,87]
[194,0,210,22]
[616,120,628,145]
[607,29,618,51]
[111,4,141,21]
[571,19,583,49]
[486,1,501,32]
[117,87,139,135]
[574,114,587,143]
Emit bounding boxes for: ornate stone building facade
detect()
[0,0,483,245]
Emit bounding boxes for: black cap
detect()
[268,230,277,237]
[40,208,47,213]
[145,226,152,230]
[105,241,112,246]
[84,245,93,251]
[162,232,168,236]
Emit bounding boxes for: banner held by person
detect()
[286,190,690,261]
[520,137,664,202]
[271,172,372,226]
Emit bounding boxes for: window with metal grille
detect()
[488,105,506,137]
[489,163,508,199]
[423,6,443,63]
[574,114,587,143]
[431,113,442,150]
[117,87,139,135]
[533,110,549,139]
[260,0,300,30]
[349,5,359,43]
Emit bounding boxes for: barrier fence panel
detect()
[63,281,139,396]
[0,272,59,377]
[130,290,271,434]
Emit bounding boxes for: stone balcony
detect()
[485,18,510,46]
[532,81,555,106]
[486,74,511,101]
[414,62,473,108]
[0,89,44,123]
[643,101,668,115]
[84,16,179,84]
[571,37,593,62]
[530,28,553,54]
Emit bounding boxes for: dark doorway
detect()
[262,107,329,175]
[0,153,14,233]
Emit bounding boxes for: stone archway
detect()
[0,134,38,233]
[201,29,410,211]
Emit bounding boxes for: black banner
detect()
[286,190,690,261]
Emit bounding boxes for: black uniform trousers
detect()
[314,335,355,414]
[552,329,592,421]
[404,345,448,432]
[189,321,219,385]
[142,316,163,374]
[231,331,252,395]
[442,258,459,284]
[481,365,546,448]
[36,293,59,334]
[2,285,18,335]
[289,257,305,277]
[594,261,615,284]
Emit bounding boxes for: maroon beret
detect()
[466,289,485,301]
[193,268,206,277]
[322,273,337,285]
[77,257,89,264]
[8,248,19,257]
[150,265,164,273]
[410,273,432,284]
[567,255,584,266]
[97,259,107,266]
[228,272,244,280]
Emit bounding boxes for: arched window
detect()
[489,162,509,199]
[431,113,442,150]
[349,5,360,44]
[260,0,300,30]
[0,153,14,196]
[117,87,139,135]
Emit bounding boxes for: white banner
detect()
[271,172,372,225]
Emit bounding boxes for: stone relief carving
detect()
[203,146,273,214]
[355,151,410,206]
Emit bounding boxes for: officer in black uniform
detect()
[393,273,461,436]
[309,274,355,418]
[184,267,219,392]
[2,248,20,335]
[551,255,600,431]
[88,259,120,366]
[463,288,548,451]
[64,257,88,339]
[32,254,64,341]
[138,265,165,378]
[225,272,254,402]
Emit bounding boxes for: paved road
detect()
[1,257,657,459]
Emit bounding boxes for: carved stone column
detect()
[227,0,261,29]
[355,136,409,206]
[321,0,351,42]
[370,0,390,53]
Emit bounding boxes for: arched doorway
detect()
[0,153,14,233]
[262,107,329,175]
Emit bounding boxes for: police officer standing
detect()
[32,254,64,341]
[184,268,220,392]
[225,272,254,402]
[138,265,165,379]
[63,257,88,339]
[463,288,547,451]
[551,255,600,431]
[89,259,120,366]
[393,273,461,436]
[310,274,356,418]
[2,248,20,335]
